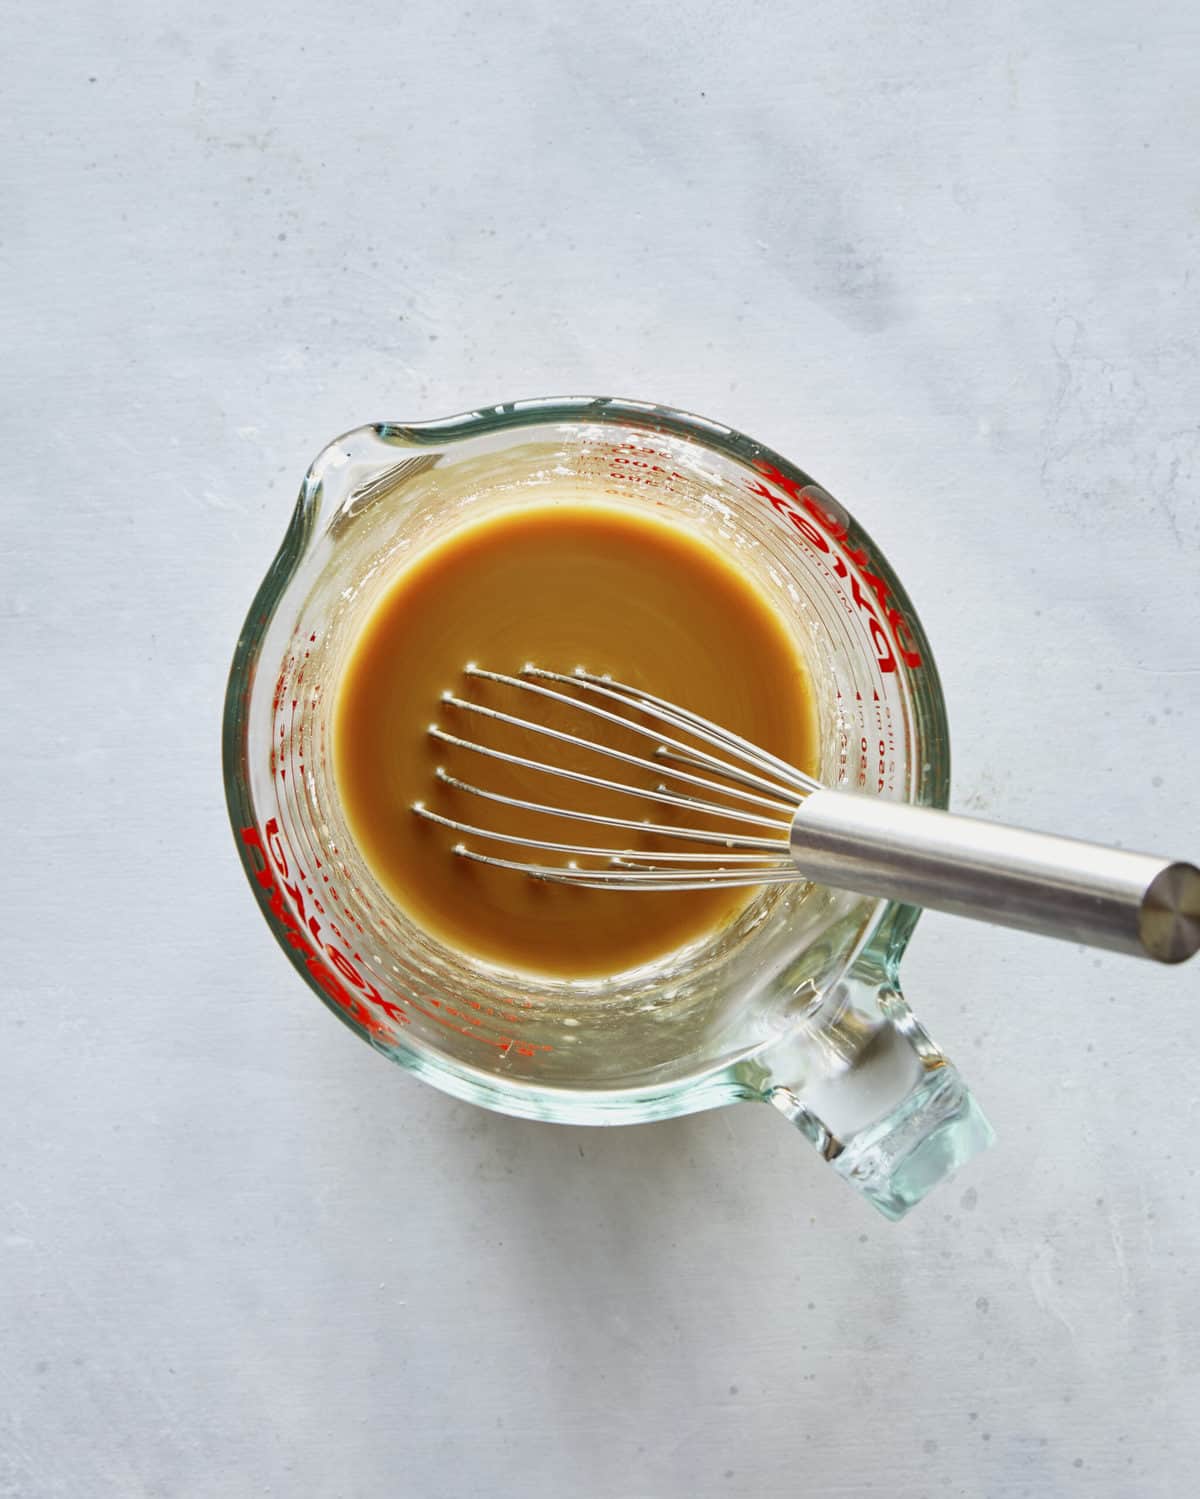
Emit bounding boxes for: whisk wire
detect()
[461,667,806,806]
[427,767,792,849]
[526,667,820,798]
[413,665,806,883]
[453,844,800,891]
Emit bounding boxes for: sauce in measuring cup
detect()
[333,502,818,977]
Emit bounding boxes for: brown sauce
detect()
[333,503,818,977]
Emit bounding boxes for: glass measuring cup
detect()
[223,397,993,1218]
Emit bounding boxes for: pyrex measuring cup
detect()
[223,397,994,1218]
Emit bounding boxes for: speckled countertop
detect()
[4,3,1199,1495]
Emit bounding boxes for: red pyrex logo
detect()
[746,462,922,674]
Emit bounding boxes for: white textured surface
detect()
[4,3,1200,1495]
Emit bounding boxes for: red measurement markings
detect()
[242,820,405,1040]
[854,691,868,790]
[271,655,292,715]
[607,444,687,489]
[872,689,898,795]
[745,463,922,675]
[261,626,551,1058]
[242,821,552,1057]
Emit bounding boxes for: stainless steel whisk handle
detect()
[792,790,1200,964]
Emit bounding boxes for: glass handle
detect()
[762,976,994,1220]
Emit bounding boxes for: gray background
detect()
[4,2,1199,1496]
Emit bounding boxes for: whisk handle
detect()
[791,790,1200,964]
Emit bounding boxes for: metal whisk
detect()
[413,666,1200,965]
